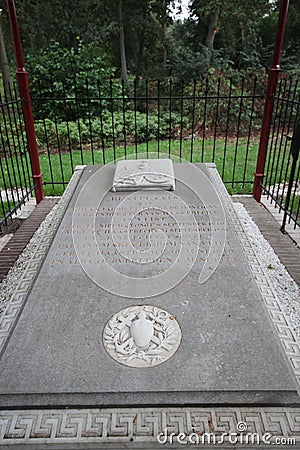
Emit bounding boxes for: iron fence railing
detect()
[2,75,299,233]
[29,76,264,196]
[0,84,35,228]
[262,75,300,230]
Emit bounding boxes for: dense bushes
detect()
[26,40,122,121]
[16,42,267,154]
[34,110,190,152]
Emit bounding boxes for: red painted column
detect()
[6,0,44,204]
[253,0,289,202]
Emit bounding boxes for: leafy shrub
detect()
[0,112,27,157]
[33,108,190,153]
[27,40,123,121]
[180,71,264,135]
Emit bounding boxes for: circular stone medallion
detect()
[103,305,181,368]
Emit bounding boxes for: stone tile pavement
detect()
[0,197,58,281]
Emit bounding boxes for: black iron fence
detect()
[0,84,34,228]
[28,75,264,197]
[0,74,272,226]
[262,75,300,230]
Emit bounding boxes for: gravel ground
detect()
[234,202,300,337]
[0,201,299,338]
[0,201,60,317]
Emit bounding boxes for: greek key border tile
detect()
[0,407,299,447]
[209,166,300,388]
[0,166,85,354]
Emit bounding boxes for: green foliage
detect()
[166,30,235,80]
[35,118,89,148]
[34,109,189,152]
[177,72,264,135]
[1,0,299,83]
[168,0,295,75]
[0,111,27,158]
[26,40,122,120]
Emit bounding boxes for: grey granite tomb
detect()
[0,161,298,408]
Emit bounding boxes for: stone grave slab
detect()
[0,162,298,409]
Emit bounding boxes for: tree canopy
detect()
[0,0,299,82]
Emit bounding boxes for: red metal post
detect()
[6,0,44,204]
[253,0,289,202]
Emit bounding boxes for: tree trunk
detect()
[162,21,167,69]
[135,4,148,81]
[0,21,11,97]
[240,22,245,47]
[118,0,130,90]
[205,8,219,50]
[135,29,145,81]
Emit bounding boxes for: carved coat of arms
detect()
[103,305,181,367]
[112,159,175,191]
